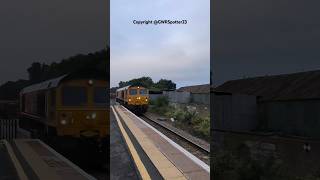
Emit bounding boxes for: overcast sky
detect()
[213,0,320,86]
[0,0,108,85]
[111,0,210,88]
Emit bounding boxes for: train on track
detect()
[116,85,149,114]
[19,71,108,165]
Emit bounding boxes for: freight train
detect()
[116,85,149,114]
[19,71,108,164]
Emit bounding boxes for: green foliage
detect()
[149,96,170,115]
[295,175,320,180]
[212,144,316,180]
[118,77,176,91]
[149,99,155,105]
[0,48,108,100]
[166,108,185,122]
[163,105,210,140]
[0,80,31,100]
[154,96,169,107]
[213,150,238,179]
[27,49,108,83]
[192,116,210,138]
[119,77,154,88]
[149,96,210,141]
[153,79,176,90]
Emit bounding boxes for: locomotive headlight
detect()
[137,97,141,100]
[91,112,97,119]
[60,119,67,125]
[88,80,93,85]
[145,98,148,101]
[128,98,131,102]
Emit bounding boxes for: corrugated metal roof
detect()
[177,84,210,94]
[215,70,320,101]
[20,75,68,94]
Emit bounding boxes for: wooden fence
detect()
[0,119,19,140]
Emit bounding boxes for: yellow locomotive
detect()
[116,85,149,114]
[19,71,108,163]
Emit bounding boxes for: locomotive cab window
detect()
[62,87,87,106]
[139,89,147,95]
[129,89,137,95]
[94,87,107,105]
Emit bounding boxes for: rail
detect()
[141,115,210,154]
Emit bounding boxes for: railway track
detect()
[139,115,210,165]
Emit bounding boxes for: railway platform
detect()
[111,105,210,180]
[110,107,140,179]
[0,139,96,180]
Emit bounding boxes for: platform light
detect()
[129,98,132,101]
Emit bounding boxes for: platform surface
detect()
[0,139,96,180]
[112,105,210,180]
[110,107,140,180]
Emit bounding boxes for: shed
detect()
[215,70,320,137]
[177,84,210,105]
[177,84,210,94]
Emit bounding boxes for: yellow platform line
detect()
[14,140,61,180]
[111,106,151,180]
[114,105,186,180]
[2,140,29,180]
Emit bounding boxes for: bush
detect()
[149,99,155,105]
[154,96,169,107]
[149,97,210,141]
[192,116,210,139]
[213,144,292,180]
[149,96,170,115]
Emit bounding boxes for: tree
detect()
[0,48,109,101]
[25,48,108,82]
[119,81,128,88]
[119,77,154,88]
[27,62,43,82]
[118,77,176,91]
[154,79,176,90]
[130,77,154,88]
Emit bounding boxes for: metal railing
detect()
[0,119,19,140]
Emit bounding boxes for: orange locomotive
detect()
[19,71,108,164]
[116,85,149,114]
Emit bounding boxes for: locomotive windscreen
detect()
[62,87,87,106]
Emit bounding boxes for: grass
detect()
[149,96,210,141]
[213,144,320,180]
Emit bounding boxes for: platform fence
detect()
[0,119,19,140]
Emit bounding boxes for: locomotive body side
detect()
[19,75,108,165]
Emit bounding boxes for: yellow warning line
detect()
[111,106,151,180]
[115,105,186,180]
[2,140,29,180]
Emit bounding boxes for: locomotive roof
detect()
[116,85,131,92]
[116,85,147,92]
[21,69,108,94]
[20,74,68,94]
